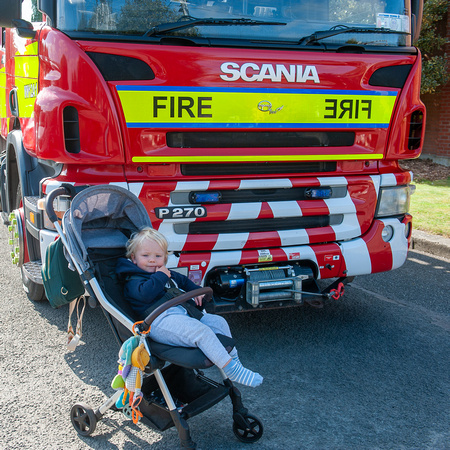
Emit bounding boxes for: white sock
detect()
[222,359,263,388]
[229,348,240,363]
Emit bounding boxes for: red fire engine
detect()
[0,0,425,312]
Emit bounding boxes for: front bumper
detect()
[172,215,412,312]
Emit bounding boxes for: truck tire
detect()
[0,144,9,224]
[21,264,46,301]
[11,184,46,301]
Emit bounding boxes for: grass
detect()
[410,177,450,237]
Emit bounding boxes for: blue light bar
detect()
[305,187,332,199]
[191,192,221,203]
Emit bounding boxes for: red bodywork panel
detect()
[78,40,420,164]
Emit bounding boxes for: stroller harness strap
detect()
[126,276,204,321]
[163,280,204,321]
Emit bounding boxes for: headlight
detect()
[381,225,394,242]
[376,186,412,217]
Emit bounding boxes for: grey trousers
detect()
[149,305,233,368]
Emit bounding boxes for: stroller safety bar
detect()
[139,287,213,332]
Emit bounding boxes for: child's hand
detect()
[156,266,171,278]
[193,294,205,307]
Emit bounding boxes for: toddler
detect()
[116,227,263,388]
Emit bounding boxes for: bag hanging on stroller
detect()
[41,237,85,308]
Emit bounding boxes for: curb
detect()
[411,230,450,260]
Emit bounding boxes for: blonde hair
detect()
[126,227,169,263]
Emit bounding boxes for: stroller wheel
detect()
[232,413,263,443]
[70,403,97,436]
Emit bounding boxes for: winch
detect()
[206,264,314,309]
[245,266,308,307]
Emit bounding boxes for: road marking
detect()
[351,284,450,333]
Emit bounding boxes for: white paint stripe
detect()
[381,218,408,269]
[317,176,348,186]
[213,233,250,251]
[227,203,261,220]
[380,173,398,187]
[280,245,320,277]
[325,194,357,215]
[175,180,210,191]
[43,180,74,193]
[325,193,361,240]
[332,214,362,240]
[370,175,381,195]
[268,201,303,218]
[340,238,372,276]
[157,222,187,252]
[206,249,243,274]
[39,229,58,262]
[167,252,180,268]
[278,229,310,246]
[239,178,293,189]
[125,182,143,198]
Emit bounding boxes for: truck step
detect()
[23,260,43,285]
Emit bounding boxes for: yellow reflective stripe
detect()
[16,41,38,56]
[14,43,39,118]
[117,87,397,128]
[0,67,6,120]
[14,76,38,118]
[132,154,384,163]
[15,55,38,78]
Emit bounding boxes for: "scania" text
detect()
[220,62,320,83]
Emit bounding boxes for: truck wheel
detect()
[21,264,46,301]
[0,177,9,225]
[9,208,46,301]
[0,138,6,224]
[9,182,47,301]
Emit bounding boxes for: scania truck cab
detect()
[0,0,425,312]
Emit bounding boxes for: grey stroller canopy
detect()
[62,185,151,272]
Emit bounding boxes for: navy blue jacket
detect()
[115,257,200,318]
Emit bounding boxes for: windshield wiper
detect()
[298,25,409,45]
[145,16,286,37]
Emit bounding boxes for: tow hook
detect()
[329,282,345,300]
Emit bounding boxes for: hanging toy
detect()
[113,336,139,383]
[125,341,150,423]
[111,334,150,423]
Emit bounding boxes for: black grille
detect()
[87,52,155,81]
[63,106,80,154]
[408,110,424,150]
[174,215,343,235]
[182,161,337,176]
[369,65,412,88]
[168,131,354,148]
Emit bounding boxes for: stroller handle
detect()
[141,287,213,331]
[45,184,77,223]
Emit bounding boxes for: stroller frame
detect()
[44,185,263,448]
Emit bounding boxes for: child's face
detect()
[131,239,166,273]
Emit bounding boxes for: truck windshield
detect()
[57,0,411,47]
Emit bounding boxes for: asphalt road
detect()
[0,222,449,449]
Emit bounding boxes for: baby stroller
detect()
[44,184,263,448]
